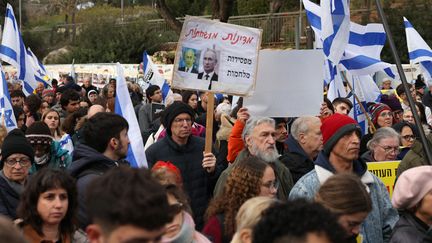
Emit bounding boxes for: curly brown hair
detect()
[205,156,270,238]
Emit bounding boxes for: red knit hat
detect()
[368,103,392,126]
[321,114,361,154]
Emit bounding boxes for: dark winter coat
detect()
[397,133,432,179]
[0,175,20,219]
[279,135,315,184]
[389,212,432,243]
[146,135,224,230]
[68,144,119,229]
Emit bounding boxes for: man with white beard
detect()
[213,116,294,200]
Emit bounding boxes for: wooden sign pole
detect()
[204,92,215,153]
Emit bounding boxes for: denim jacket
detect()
[289,152,399,243]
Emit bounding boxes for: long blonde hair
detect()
[231,196,276,243]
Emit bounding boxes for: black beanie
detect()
[1,129,35,168]
[146,85,160,101]
[25,121,53,146]
[162,101,195,136]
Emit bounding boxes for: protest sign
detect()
[367,161,400,198]
[244,50,324,117]
[172,16,262,95]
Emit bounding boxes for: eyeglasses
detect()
[5,157,31,167]
[173,118,192,124]
[377,144,400,154]
[402,135,415,141]
[262,180,279,190]
[169,202,183,215]
[379,112,392,118]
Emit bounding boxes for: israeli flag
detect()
[350,75,380,134]
[27,48,50,87]
[327,67,347,101]
[115,63,148,168]
[303,0,394,78]
[0,4,39,95]
[0,64,17,132]
[404,17,432,84]
[142,51,172,103]
[321,0,350,66]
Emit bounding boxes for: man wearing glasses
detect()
[289,113,399,243]
[0,129,34,219]
[146,101,223,230]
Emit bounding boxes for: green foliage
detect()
[381,0,432,64]
[236,0,269,15]
[164,0,209,17]
[60,18,176,64]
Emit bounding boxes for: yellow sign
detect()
[367,161,401,198]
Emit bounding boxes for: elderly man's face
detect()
[184,50,195,68]
[170,113,192,140]
[246,122,279,162]
[203,50,217,73]
[301,120,323,159]
[36,83,44,94]
[331,131,360,162]
[83,78,91,87]
[3,153,31,183]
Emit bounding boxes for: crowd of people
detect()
[0,72,430,243]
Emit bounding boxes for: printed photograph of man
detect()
[198,48,218,82]
[178,48,199,74]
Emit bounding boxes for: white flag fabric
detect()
[321,0,350,66]
[27,47,50,86]
[303,0,394,78]
[143,51,172,103]
[0,64,17,132]
[0,4,39,95]
[115,63,148,168]
[404,17,432,84]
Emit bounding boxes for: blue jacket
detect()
[289,152,399,243]
[29,141,72,174]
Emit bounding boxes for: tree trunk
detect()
[361,0,372,24]
[156,0,182,34]
[264,0,284,44]
[270,0,283,13]
[211,0,220,20]
[64,13,69,38]
[219,0,234,23]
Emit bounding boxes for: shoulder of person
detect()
[72,228,89,243]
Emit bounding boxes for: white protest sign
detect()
[172,16,262,95]
[244,50,324,117]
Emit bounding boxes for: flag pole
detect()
[339,70,376,134]
[375,0,432,165]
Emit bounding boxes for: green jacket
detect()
[397,133,432,178]
[29,141,72,174]
[213,149,293,200]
